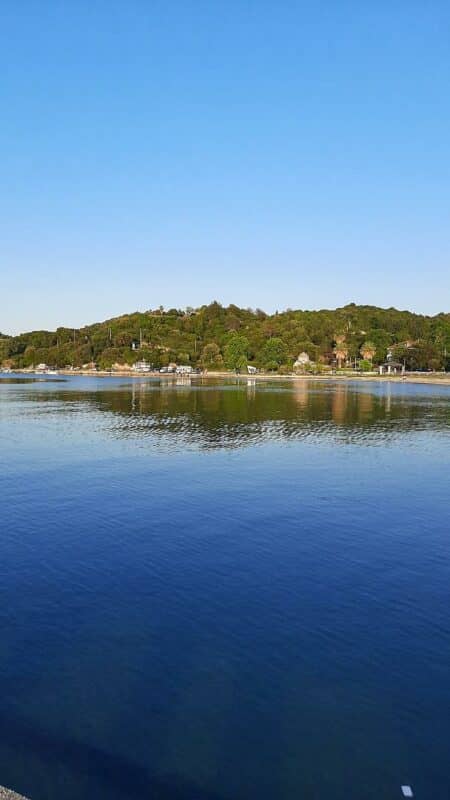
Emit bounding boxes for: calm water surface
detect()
[1,375,449,800]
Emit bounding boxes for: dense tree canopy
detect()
[1,303,449,372]
[224,334,249,371]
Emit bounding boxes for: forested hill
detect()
[2,303,450,372]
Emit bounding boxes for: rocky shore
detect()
[0,787,30,800]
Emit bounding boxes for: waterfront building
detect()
[132,360,152,373]
[379,351,405,375]
[293,352,314,372]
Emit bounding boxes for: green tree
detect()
[200,342,223,368]
[260,337,287,370]
[333,336,348,368]
[360,340,376,363]
[224,334,249,371]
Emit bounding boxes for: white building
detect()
[132,360,152,373]
[293,352,311,370]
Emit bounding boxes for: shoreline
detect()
[199,370,450,386]
[4,369,450,387]
[0,787,29,800]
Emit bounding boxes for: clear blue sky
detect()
[1,1,450,334]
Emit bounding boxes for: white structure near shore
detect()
[379,351,405,375]
[132,359,152,373]
[293,352,313,371]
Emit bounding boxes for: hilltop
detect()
[1,302,449,372]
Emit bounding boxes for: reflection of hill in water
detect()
[15,379,450,450]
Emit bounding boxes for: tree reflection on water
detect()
[10,377,449,451]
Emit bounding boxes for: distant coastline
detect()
[4,368,450,387]
[1,302,450,376]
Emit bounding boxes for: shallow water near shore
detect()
[1,374,449,800]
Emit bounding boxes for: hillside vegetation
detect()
[1,302,450,372]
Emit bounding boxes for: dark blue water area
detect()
[0,375,449,799]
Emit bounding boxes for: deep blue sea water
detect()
[0,375,449,800]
